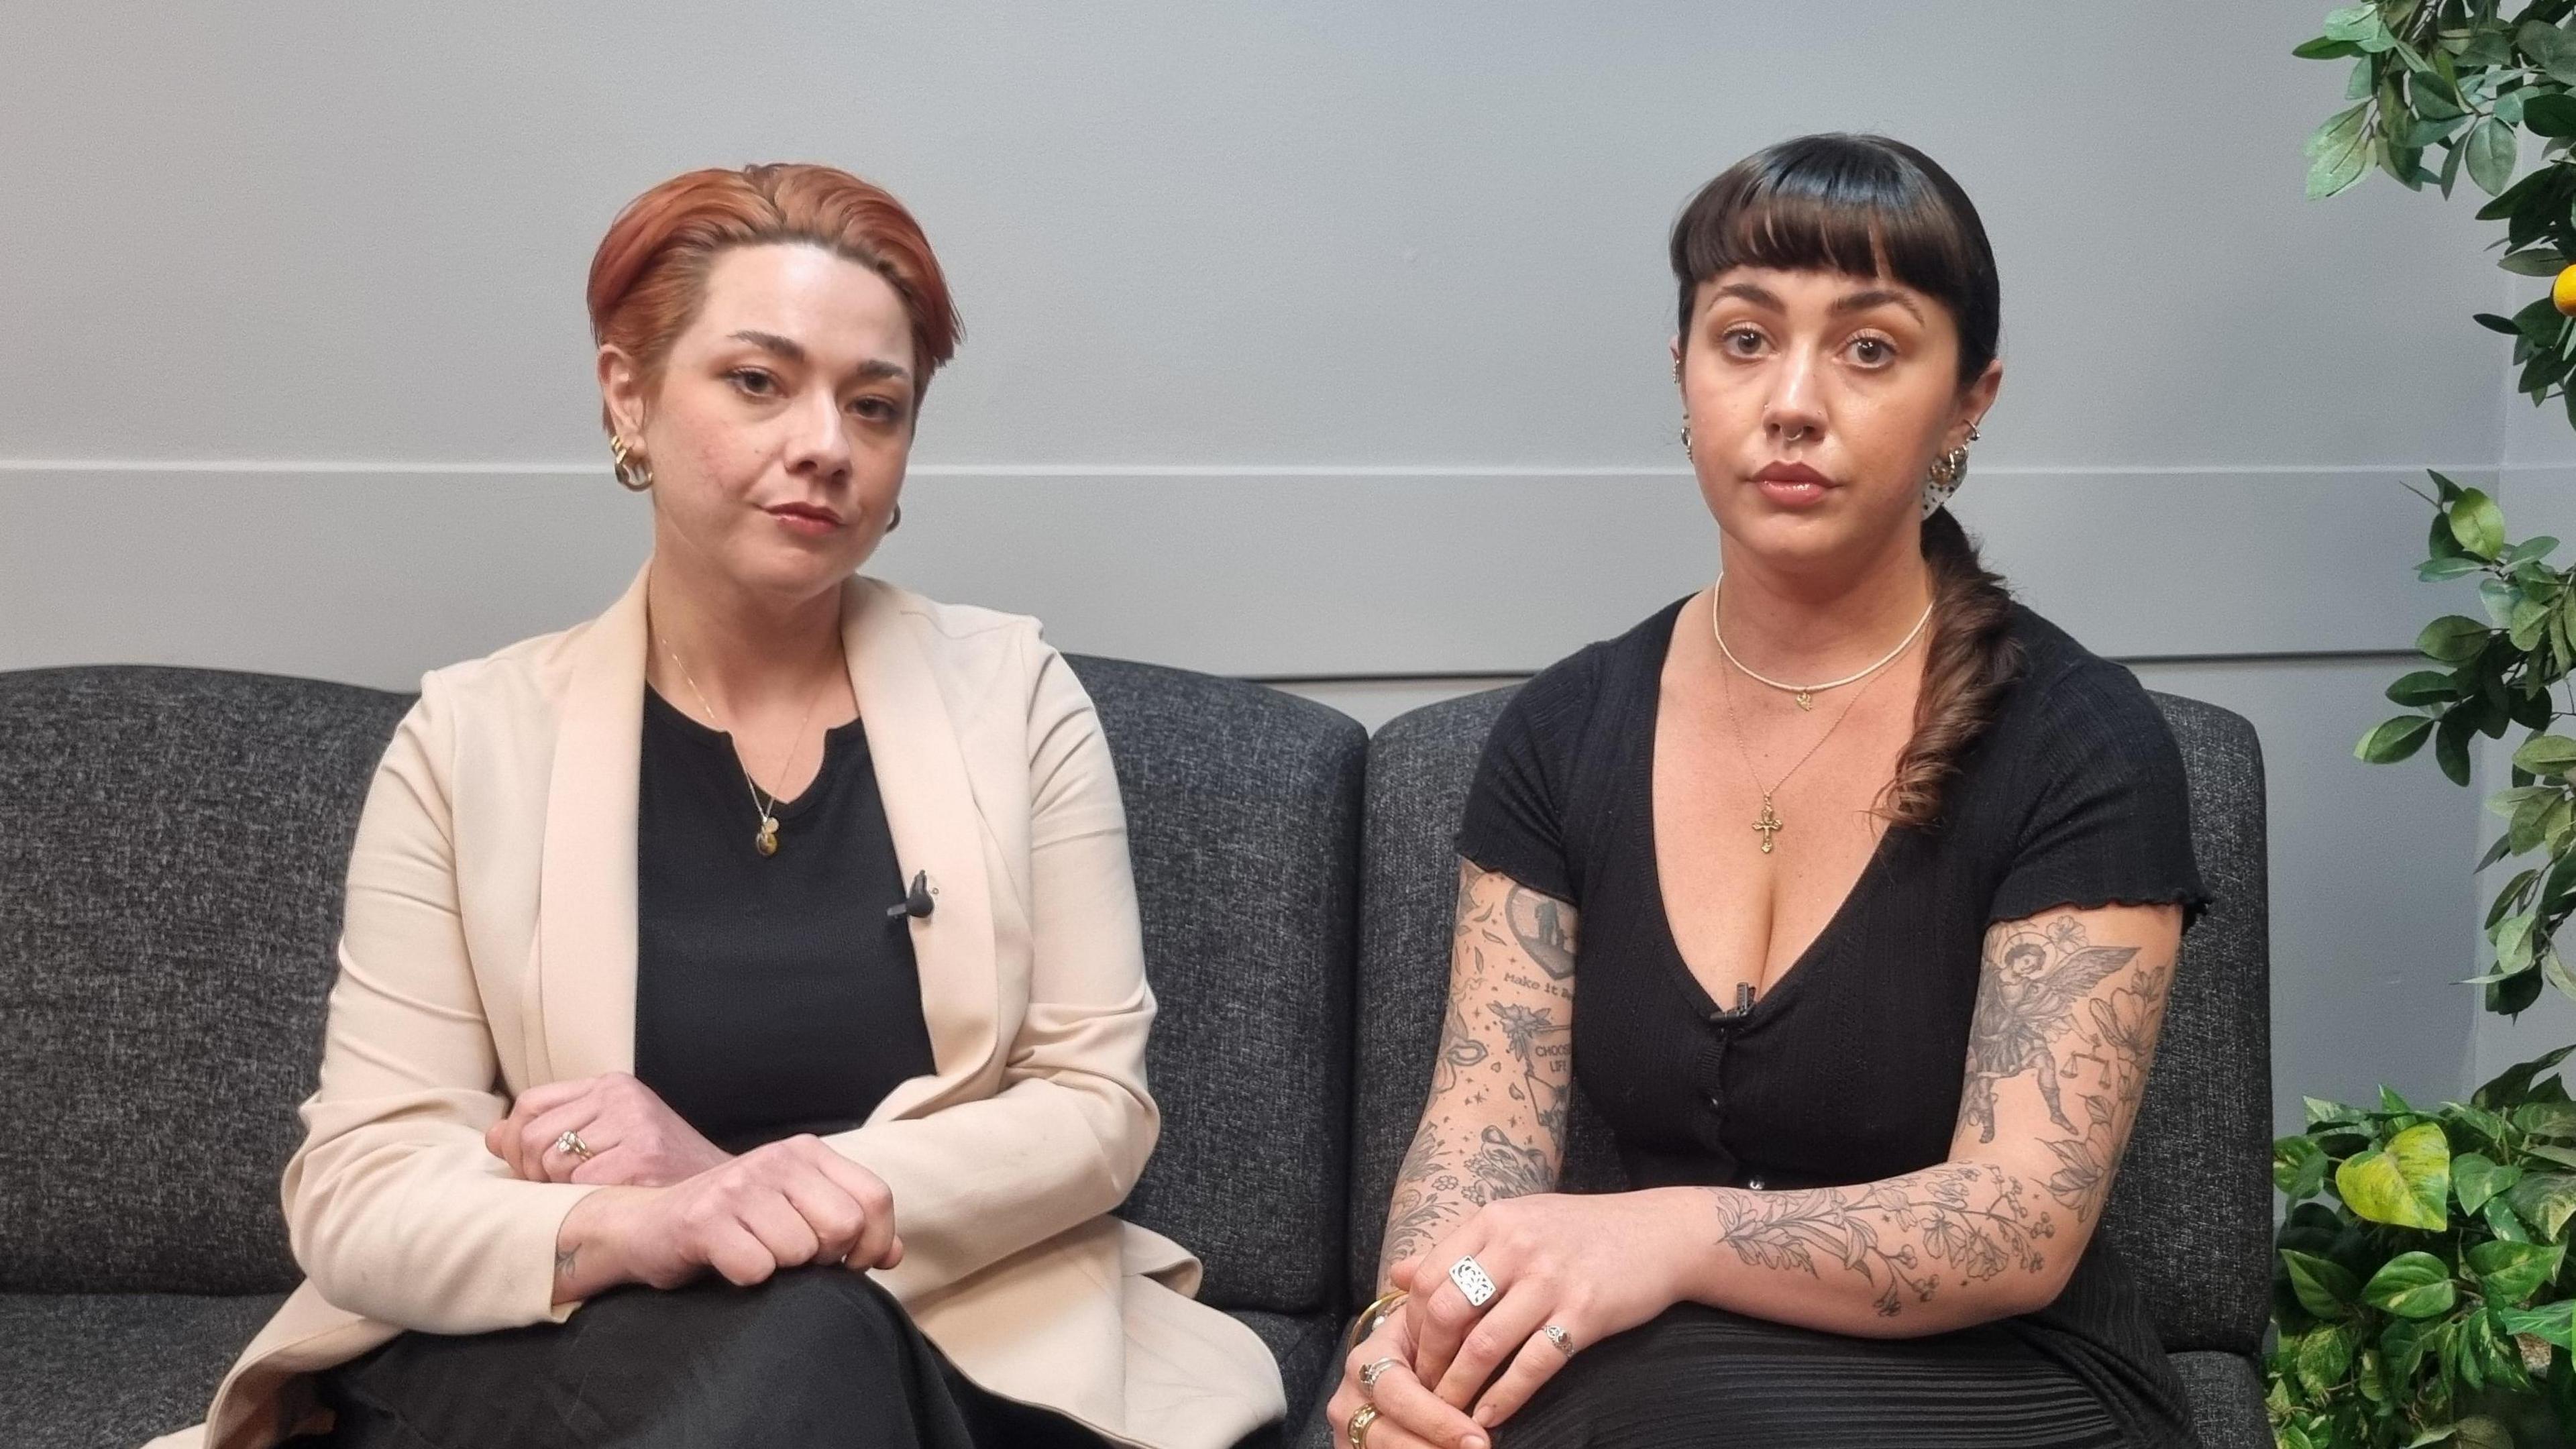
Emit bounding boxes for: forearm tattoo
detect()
[1711,1163,2054,1318]
[1960,914,2172,1223]
[1377,867,1578,1279]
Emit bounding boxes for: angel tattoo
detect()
[1960,918,2139,1144]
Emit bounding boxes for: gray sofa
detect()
[0,661,2271,1448]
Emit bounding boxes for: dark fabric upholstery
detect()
[2096,697,2275,1358]
[1072,657,1366,1318]
[1337,684,2273,1442]
[2169,1350,2270,1449]
[0,1291,286,1449]
[0,667,410,1294]
[1231,1309,1344,1438]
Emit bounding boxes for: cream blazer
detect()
[146,568,1286,1449]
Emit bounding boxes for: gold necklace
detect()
[1709,574,1934,710]
[655,632,838,858]
[1716,625,1900,855]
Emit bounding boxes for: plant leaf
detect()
[2468,1238,2563,1305]
[2287,1246,2365,1318]
[2277,1134,2331,1202]
[2508,1171,2576,1240]
[2298,1321,2359,1398]
[2452,488,2510,558]
[2517,735,2576,777]
[2366,1250,2461,1317]
[2528,92,2576,138]
[2311,102,2377,199]
[2500,1297,2576,1349]
[2338,1122,2453,1229]
[2468,115,2520,197]
[2361,714,2439,763]
[2457,1150,2523,1215]
[2420,615,2495,662]
[2390,669,2464,705]
[2518,1101,2576,1138]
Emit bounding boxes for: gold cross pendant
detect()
[1752,796,1784,853]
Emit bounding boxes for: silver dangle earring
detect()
[1919,423,1980,518]
[610,436,653,492]
[1680,418,1693,455]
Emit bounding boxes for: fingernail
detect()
[1466,1436,1490,1449]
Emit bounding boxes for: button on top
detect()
[1746,1175,1768,1191]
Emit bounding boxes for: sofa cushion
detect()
[1073,657,1364,1318]
[0,1290,286,1449]
[0,667,409,1293]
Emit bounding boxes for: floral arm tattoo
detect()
[1377,861,1578,1283]
[1706,909,2176,1323]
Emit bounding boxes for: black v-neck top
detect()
[1455,596,2208,1446]
[633,686,936,1157]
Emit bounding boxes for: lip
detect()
[1750,460,1834,509]
[765,502,844,536]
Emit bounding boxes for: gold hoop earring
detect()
[610,437,653,492]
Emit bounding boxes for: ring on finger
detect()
[1448,1253,1497,1308]
[1346,1403,1379,1447]
[1358,1355,1401,1395]
[1541,1322,1574,1356]
[553,1129,595,1161]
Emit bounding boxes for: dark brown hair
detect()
[1670,133,2022,829]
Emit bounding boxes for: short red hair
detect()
[586,163,961,429]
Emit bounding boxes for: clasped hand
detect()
[1327,1192,1688,1447]
[492,1073,902,1289]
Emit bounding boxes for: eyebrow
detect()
[727,330,913,384]
[1707,282,1925,323]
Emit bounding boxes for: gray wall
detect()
[0,1,2546,1131]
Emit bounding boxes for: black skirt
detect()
[299,1268,1108,1448]
[1496,1303,2131,1448]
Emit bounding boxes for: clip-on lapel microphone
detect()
[887,870,935,922]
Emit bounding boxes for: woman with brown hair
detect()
[1328,133,2203,1448]
[150,163,1284,1449]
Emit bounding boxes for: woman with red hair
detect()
[151,164,1285,1449]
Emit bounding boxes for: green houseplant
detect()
[2274,4,2576,1444]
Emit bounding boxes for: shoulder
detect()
[857,576,1093,748]
[1987,604,2189,811]
[1495,596,1686,751]
[2000,604,2174,747]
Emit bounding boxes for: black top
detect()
[634,686,937,1156]
[1456,596,2208,1446]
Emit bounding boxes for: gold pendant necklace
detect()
[655,624,837,859]
[1715,600,1911,854]
[1710,574,1933,711]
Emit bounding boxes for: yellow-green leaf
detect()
[2337,1122,2451,1230]
[2516,735,2576,777]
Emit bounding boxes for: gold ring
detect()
[1346,1404,1379,1448]
[553,1129,594,1161]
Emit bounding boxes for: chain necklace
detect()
[654,629,838,858]
[1715,595,1919,854]
[1710,574,1934,710]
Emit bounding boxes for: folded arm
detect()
[830,638,1163,1301]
